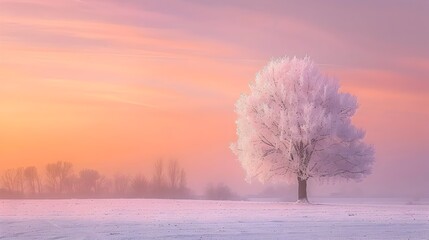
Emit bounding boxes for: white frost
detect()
[231,56,374,183]
[1,199,428,239]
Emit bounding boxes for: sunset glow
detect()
[1,0,428,196]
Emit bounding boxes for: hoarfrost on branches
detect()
[231,57,374,186]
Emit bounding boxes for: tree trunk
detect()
[297,177,308,202]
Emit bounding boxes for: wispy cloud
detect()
[1,0,428,195]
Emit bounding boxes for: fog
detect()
[1,0,428,201]
[2,152,429,201]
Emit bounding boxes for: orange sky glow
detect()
[1,0,428,196]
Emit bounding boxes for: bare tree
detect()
[45,163,59,193]
[1,160,191,199]
[59,162,74,193]
[78,169,100,195]
[151,159,167,198]
[45,161,74,194]
[179,169,187,190]
[131,174,148,197]
[1,168,24,194]
[24,166,40,194]
[114,174,129,196]
[166,160,188,198]
[95,175,110,195]
[2,169,15,192]
[168,160,181,189]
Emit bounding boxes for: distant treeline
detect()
[0,160,241,201]
[0,160,189,199]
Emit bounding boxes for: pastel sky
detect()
[1,0,428,196]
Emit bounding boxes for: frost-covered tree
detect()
[231,57,374,202]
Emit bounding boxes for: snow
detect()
[1,199,428,239]
[232,56,374,184]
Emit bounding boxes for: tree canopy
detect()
[231,57,374,189]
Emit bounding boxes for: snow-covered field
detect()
[1,199,428,239]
